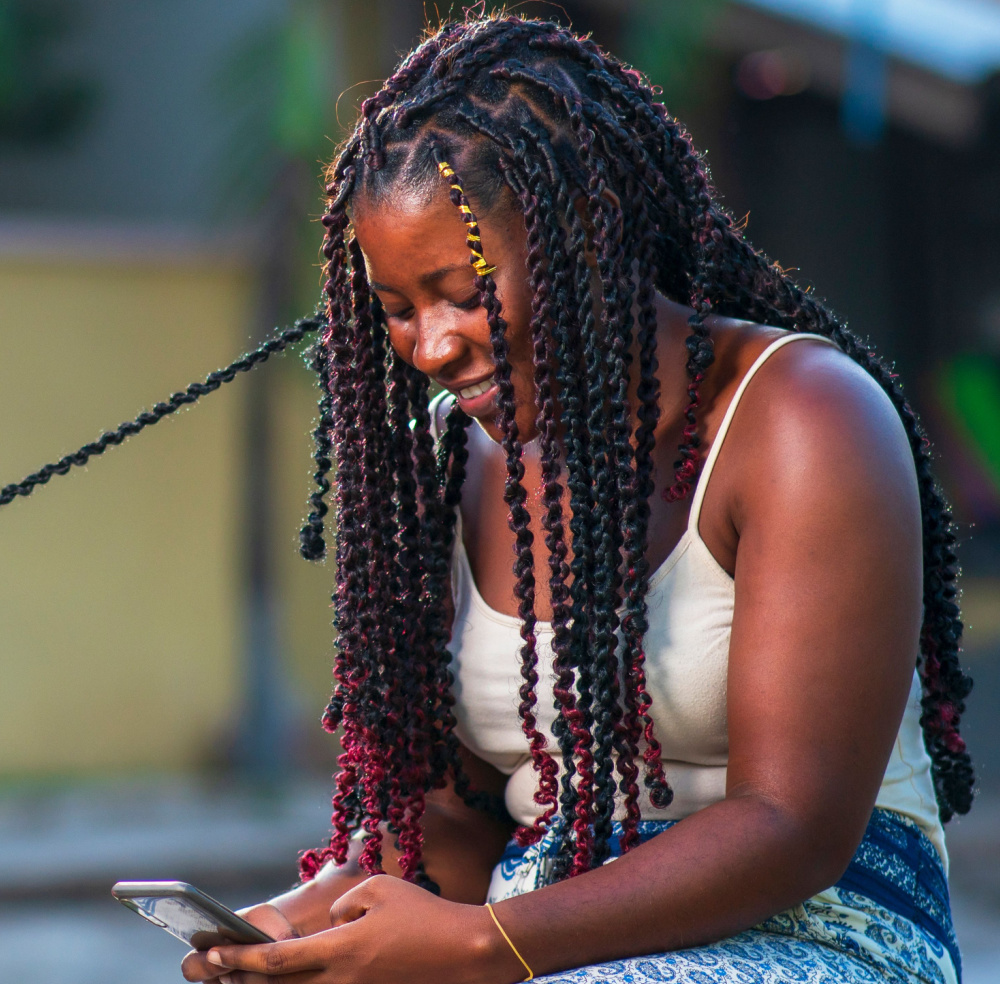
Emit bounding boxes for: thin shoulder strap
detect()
[688,333,839,533]
[427,388,453,443]
[425,389,465,561]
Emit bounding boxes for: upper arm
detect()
[722,342,922,872]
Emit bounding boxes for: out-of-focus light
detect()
[738,0,1000,85]
[736,48,812,99]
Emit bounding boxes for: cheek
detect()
[502,296,536,369]
[386,321,417,364]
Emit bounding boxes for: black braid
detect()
[299,340,334,560]
[1,314,324,508]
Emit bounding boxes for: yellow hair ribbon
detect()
[435,155,497,279]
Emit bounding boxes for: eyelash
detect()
[386,294,481,320]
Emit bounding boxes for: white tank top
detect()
[437,333,948,867]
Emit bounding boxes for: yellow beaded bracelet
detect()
[485,902,534,982]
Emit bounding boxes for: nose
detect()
[407,307,467,380]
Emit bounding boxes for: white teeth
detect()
[459,378,494,400]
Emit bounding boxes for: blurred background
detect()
[0,1,997,981]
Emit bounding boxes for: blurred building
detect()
[1,0,998,785]
[0,0,348,778]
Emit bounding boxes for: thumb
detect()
[328,880,380,928]
[236,902,300,941]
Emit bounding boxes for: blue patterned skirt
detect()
[486,809,960,984]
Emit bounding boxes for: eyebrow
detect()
[369,264,472,293]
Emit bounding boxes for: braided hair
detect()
[298,12,975,879]
[1,13,974,882]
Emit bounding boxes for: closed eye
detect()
[384,293,478,320]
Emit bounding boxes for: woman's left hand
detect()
[202,874,523,984]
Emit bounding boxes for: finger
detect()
[182,904,298,981]
[327,892,371,928]
[181,947,225,982]
[235,902,301,941]
[207,937,327,975]
[327,875,383,928]
[214,971,317,984]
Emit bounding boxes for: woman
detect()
[179,12,972,984]
[2,12,970,984]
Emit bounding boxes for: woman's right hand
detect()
[180,903,299,982]
[178,744,511,980]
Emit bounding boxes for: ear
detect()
[572,188,623,267]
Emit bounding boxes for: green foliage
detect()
[213,1,341,334]
[0,0,96,145]
[277,1,333,158]
[215,0,335,210]
[941,354,1000,488]
[622,0,726,113]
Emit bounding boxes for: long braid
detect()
[503,149,565,843]
[560,181,604,876]
[300,144,359,561]
[489,63,675,835]
[339,233,387,875]
[406,376,496,816]
[567,93,628,869]
[423,396,507,819]
[434,88,607,865]
[448,96,619,868]
[772,283,973,816]
[382,353,430,879]
[622,171,674,823]
[351,237,408,875]
[298,341,334,561]
[577,78,676,821]
[591,172,642,856]
[496,139,593,859]
[430,147,559,834]
[1,314,324,508]
[302,172,371,877]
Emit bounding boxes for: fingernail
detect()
[207,950,225,966]
[219,976,233,984]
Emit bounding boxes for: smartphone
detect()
[111,880,275,950]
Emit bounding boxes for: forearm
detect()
[491,794,850,978]
[271,798,513,936]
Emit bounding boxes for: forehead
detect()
[353,184,469,255]
[351,183,523,282]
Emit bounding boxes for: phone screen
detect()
[112,881,274,950]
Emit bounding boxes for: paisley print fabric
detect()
[486,810,960,984]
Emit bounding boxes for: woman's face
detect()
[352,182,537,444]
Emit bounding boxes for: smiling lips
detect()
[458,377,495,400]
[452,375,499,416]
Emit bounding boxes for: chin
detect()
[474,408,540,447]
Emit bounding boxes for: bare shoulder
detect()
[738,333,906,445]
[721,334,920,533]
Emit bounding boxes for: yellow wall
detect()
[0,233,251,774]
